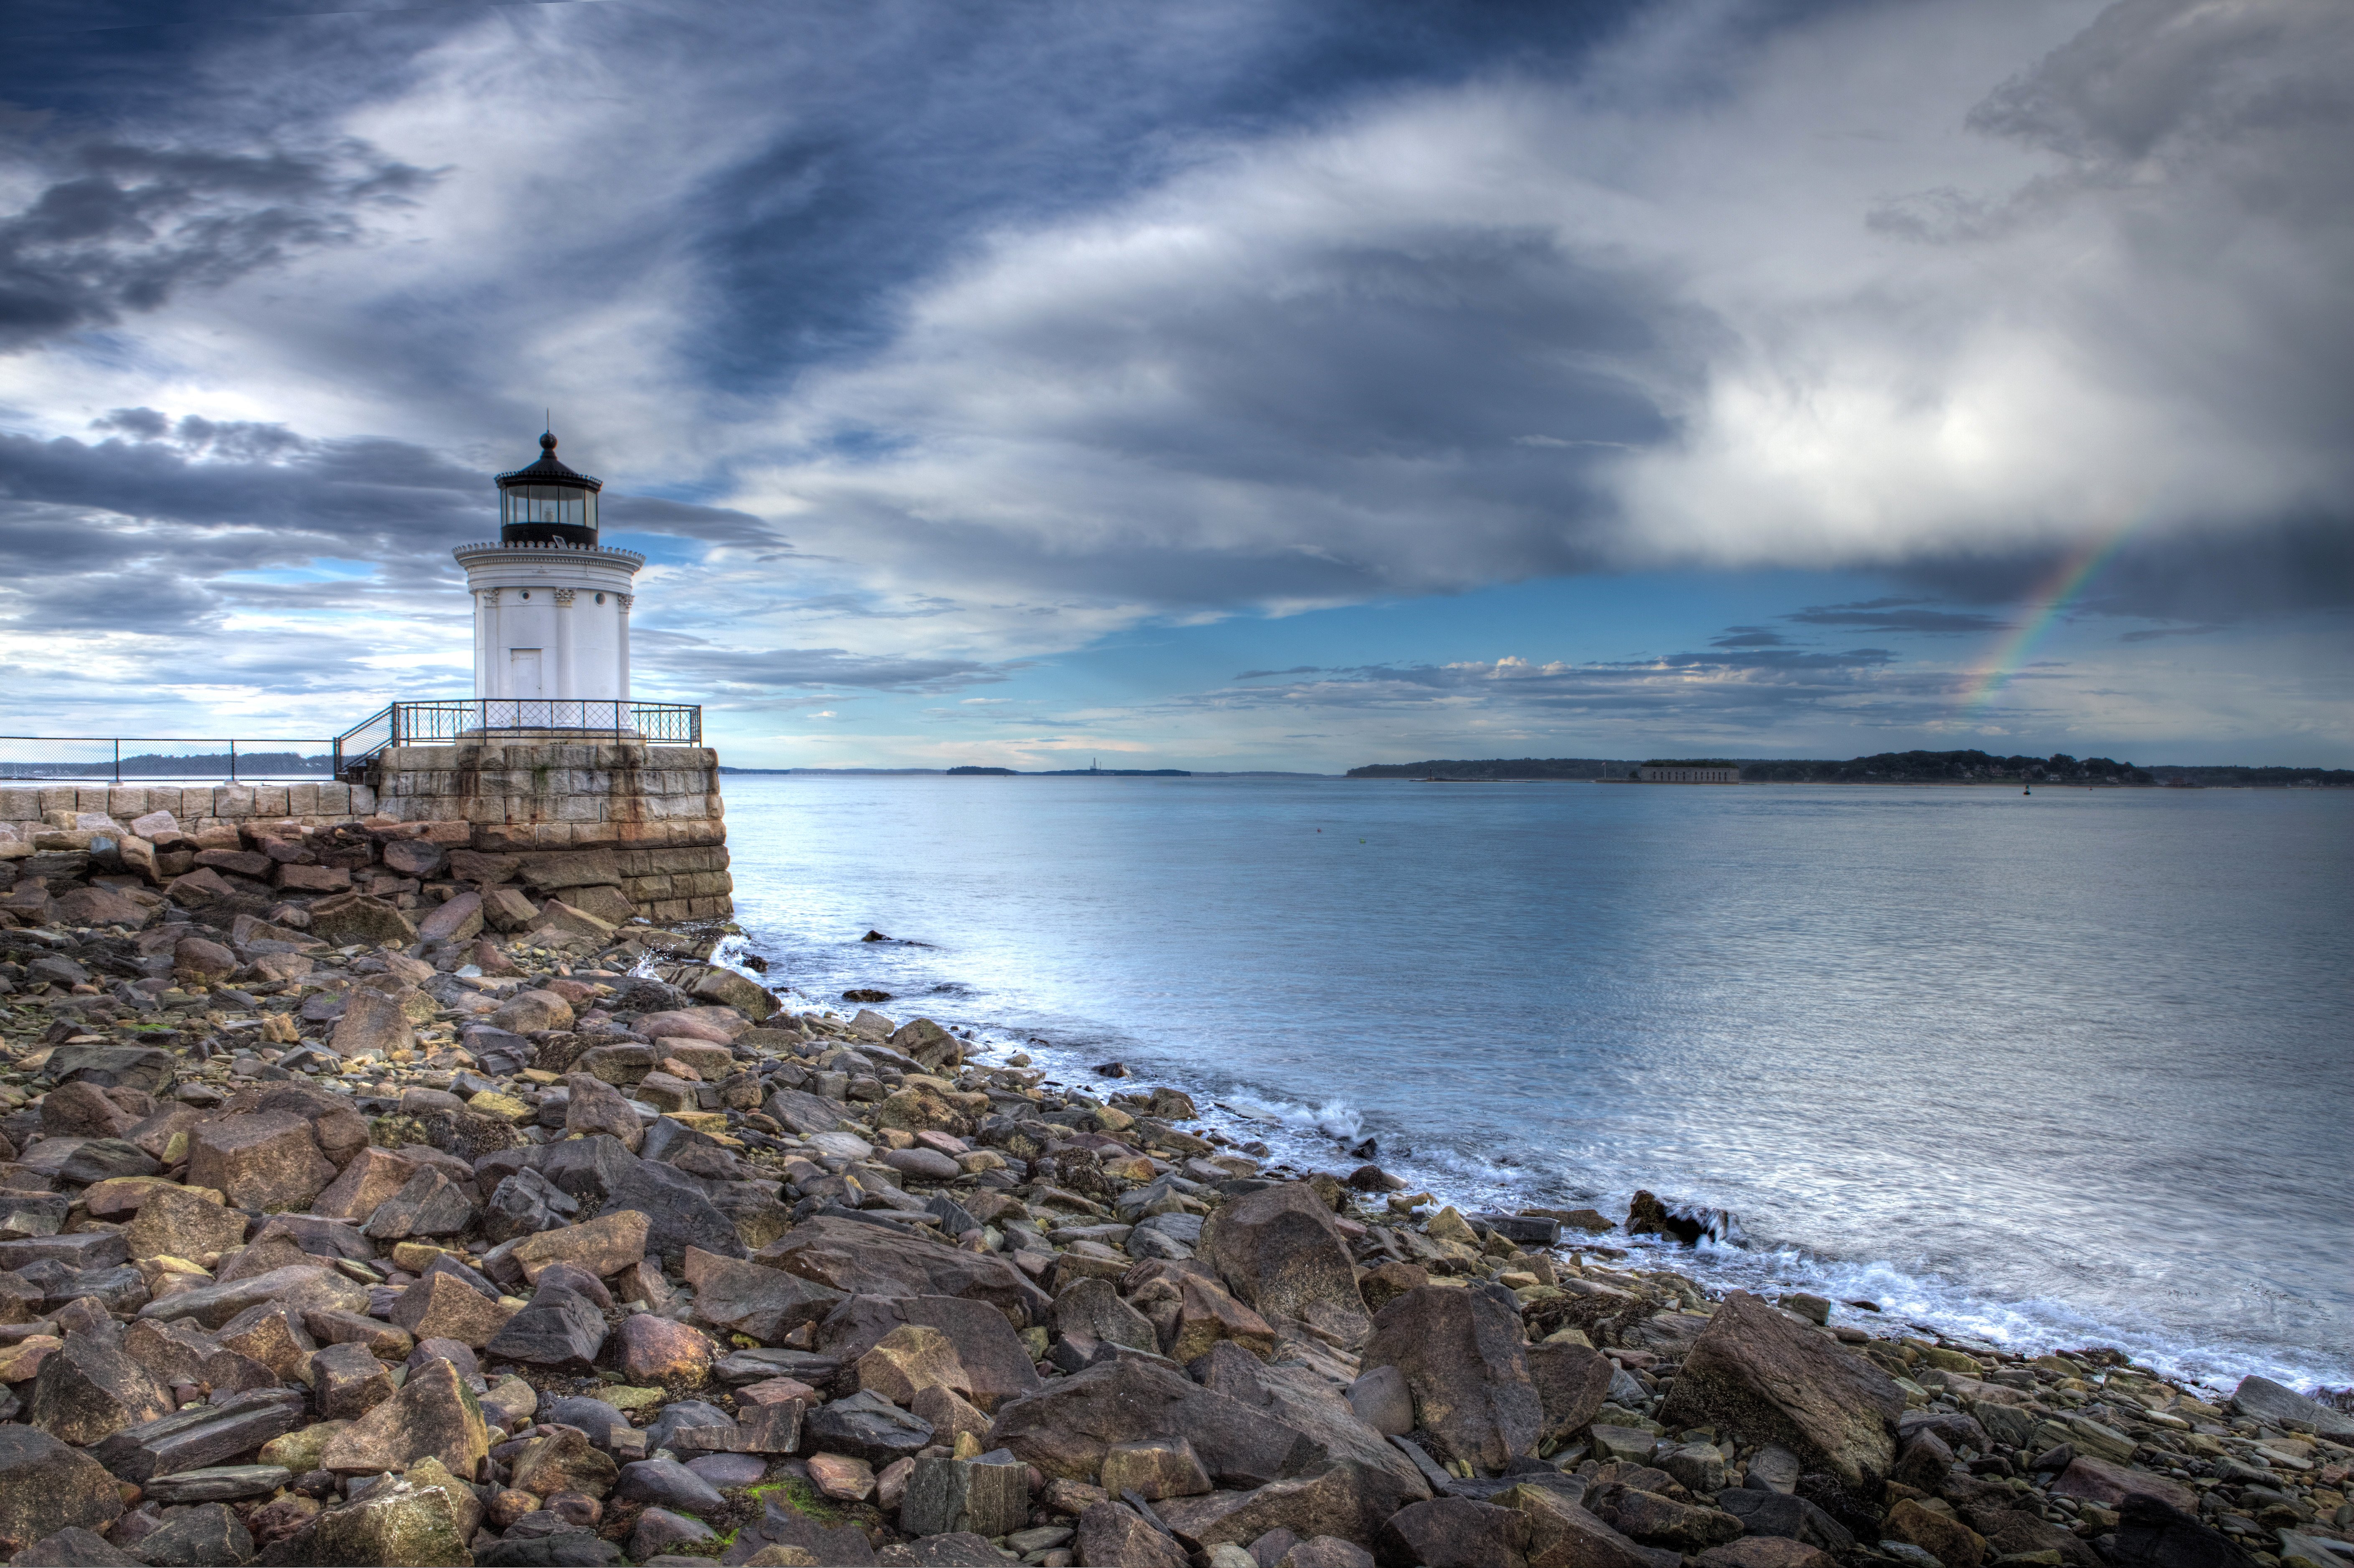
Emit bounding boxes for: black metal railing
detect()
[0,738,333,783]
[333,700,701,777]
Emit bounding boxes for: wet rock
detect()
[1199,1182,1370,1347]
[485,1284,607,1370]
[28,1329,174,1446]
[1360,1284,1543,1472]
[319,1357,490,1479]
[2227,1376,2354,1440]
[992,1353,1311,1489]
[1157,1461,1427,1554]
[1379,1496,1532,1568]
[186,1111,335,1213]
[1654,1291,1902,1492]
[1074,1501,1189,1568]
[0,1424,126,1555]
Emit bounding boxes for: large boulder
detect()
[185,1110,336,1212]
[1497,1484,1665,1568]
[815,1294,1043,1413]
[1191,1341,1429,1494]
[310,1147,422,1222]
[2228,1377,2354,1440]
[511,1208,651,1283]
[1075,1501,1189,1568]
[28,1330,174,1447]
[562,1073,645,1152]
[388,1271,516,1350]
[484,1284,608,1370]
[305,1472,475,1566]
[1360,1285,1543,1472]
[305,892,418,948]
[686,1250,845,1345]
[1199,1182,1371,1347]
[319,1357,490,1479]
[0,1426,126,1556]
[760,1216,1052,1323]
[1052,1276,1157,1354]
[123,1184,247,1261]
[1377,1496,1531,1568]
[1653,1293,1902,1492]
[331,989,416,1059]
[1159,1461,1429,1554]
[1527,1341,1614,1444]
[987,1355,1312,1489]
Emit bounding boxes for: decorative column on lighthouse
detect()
[454,431,644,730]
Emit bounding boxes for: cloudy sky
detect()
[1,0,2346,770]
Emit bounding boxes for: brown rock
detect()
[309,1147,421,1222]
[330,989,415,1059]
[808,1451,876,1502]
[1171,1273,1278,1364]
[319,1356,490,1479]
[562,1071,645,1151]
[1883,1500,1984,1568]
[1360,1284,1542,1472]
[217,1300,318,1380]
[620,1314,717,1384]
[1527,1341,1613,1444]
[909,1385,993,1449]
[121,1183,244,1261]
[274,862,349,893]
[49,885,154,926]
[1696,1540,1836,1568]
[1075,1500,1190,1568]
[39,1081,140,1139]
[313,1341,397,1421]
[1379,1496,1532,1568]
[508,1424,619,1500]
[0,1426,125,1556]
[493,987,576,1033]
[386,1271,516,1350]
[511,1208,650,1282]
[27,1329,174,1446]
[1101,1436,1213,1501]
[761,1215,1053,1322]
[2048,1454,2198,1517]
[1653,1292,1902,1492]
[416,891,483,945]
[305,891,419,948]
[1157,1461,1428,1553]
[988,1355,1308,1489]
[1052,1276,1158,1355]
[1200,1182,1371,1347]
[186,1109,336,1212]
[1589,1486,1744,1551]
[1497,1484,1662,1568]
[173,935,239,979]
[858,1323,972,1405]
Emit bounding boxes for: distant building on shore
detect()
[1637,760,1741,783]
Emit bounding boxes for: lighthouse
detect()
[454,430,645,718]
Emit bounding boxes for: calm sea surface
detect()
[715,775,2352,1392]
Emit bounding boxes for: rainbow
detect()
[1956,514,2146,717]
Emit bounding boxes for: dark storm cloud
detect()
[0,139,432,351]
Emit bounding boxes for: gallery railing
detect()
[331,700,702,777]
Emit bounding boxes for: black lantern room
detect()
[494,431,603,546]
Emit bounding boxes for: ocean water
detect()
[715,773,2353,1393]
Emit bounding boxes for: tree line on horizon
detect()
[1345,750,2353,785]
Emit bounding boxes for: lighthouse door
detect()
[509,648,544,700]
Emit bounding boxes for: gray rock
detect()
[142,1464,291,1502]
[28,1329,174,1448]
[627,1507,715,1562]
[0,1427,125,1558]
[901,1454,1029,1538]
[806,1389,935,1465]
[644,1401,735,1456]
[5,1526,141,1566]
[484,1285,607,1369]
[613,1458,728,1518]
[89,1388,308,1484]
[122,1501,253,1566]
[1345,1365,1414,1437]
[2229,1377,2354,1440]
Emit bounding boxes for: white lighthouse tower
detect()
[454,431,644,720]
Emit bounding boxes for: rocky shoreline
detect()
[0,811,2347,1568]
